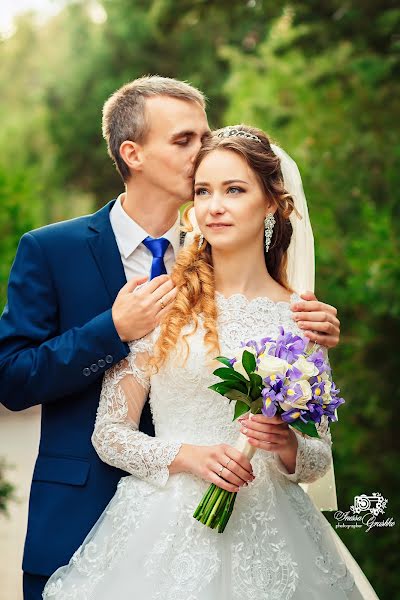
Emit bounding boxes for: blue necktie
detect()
[142,236,170,279]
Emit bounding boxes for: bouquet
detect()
[193,327,344,533]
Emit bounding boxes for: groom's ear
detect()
[119,140,144,174]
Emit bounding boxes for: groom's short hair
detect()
[102,75,206,181]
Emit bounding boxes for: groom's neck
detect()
[122,181,180,237]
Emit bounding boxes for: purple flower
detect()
[311,381,328,402]
[241,339,262,354]
[264,373,286,390]
[266,327,308,363]
[287,366,303,381]
[307,403,324,423]
[281,408,308,423]
[308,349,331,375]
[262,388,278,417]
[283,382,305,405]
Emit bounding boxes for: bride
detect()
[43,126,378,599]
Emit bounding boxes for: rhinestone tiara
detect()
[216,127,262,143]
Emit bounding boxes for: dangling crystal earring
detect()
[264,213,275,253]
[198,234,204,251]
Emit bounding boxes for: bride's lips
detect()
[206,223,233,229]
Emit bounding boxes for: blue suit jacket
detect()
[0,200,155,576]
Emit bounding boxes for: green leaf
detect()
[250,397,264,414]
[215,356,233,368]
[290,421,320,438]
[242,350,256,376]
[223,389,251,406]
[234,400,250,420]
[249,372,263,400]
[213,367,249,385]
[208,382,236,396]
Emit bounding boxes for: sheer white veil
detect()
[185,143,338,511]
[271,144,338,511]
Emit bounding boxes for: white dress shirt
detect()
[109,194,181,282]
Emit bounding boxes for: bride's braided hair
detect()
[151,125,296,370]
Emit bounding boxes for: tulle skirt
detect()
[43,463,379,600]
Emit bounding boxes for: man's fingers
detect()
[152,278,176,303]
[120,276,148,294]
[140,274,171,295]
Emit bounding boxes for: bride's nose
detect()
[208,193,226,215]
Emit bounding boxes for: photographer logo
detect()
[334,492,395,532]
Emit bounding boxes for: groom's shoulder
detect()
[26,200,114,246]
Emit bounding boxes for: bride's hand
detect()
[239,414,298,453]
[170,444,255,493]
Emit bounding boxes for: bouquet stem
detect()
[193,430,256,533]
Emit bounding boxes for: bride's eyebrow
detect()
[195,179,249,186]
[222,179,248,185]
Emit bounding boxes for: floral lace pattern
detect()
[91,331,182,488]
[43,293,356,600]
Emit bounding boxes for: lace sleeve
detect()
[91,333,182,488]
[273,416,332,484]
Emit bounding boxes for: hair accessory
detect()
[217,127,262,143]
[264,213,275,253]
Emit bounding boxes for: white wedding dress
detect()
[43,293,378,600]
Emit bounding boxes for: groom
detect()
[0,76,341,599]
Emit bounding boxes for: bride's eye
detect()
[194,188,209,196]
[227,186,245,194]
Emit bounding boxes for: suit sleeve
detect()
[0,232,130,411]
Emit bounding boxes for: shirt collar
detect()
[110,193,181,259]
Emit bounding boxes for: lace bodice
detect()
[92,293,332,488]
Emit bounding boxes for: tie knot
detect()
[142,236,170,258]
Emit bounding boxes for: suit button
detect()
[83,368,91,376]
[90,363,99,373]
[98,359,106,368]
[105,355,113,364]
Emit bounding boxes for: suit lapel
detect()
[87,200,127,303]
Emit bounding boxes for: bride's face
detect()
[194,149,275,252]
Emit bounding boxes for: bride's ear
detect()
[264,201,277,218]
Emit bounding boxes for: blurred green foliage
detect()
[0,459,15,515]
[0,1,398,596]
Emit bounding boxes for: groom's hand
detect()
[291,291,340,349]
[112,274,177,342]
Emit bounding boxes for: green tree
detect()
[222,8,399,597]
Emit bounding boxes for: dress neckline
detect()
[215,291,298,307]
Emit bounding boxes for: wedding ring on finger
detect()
[218,465,224,476]
[160,297,166,309]
[225,458,232,469]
